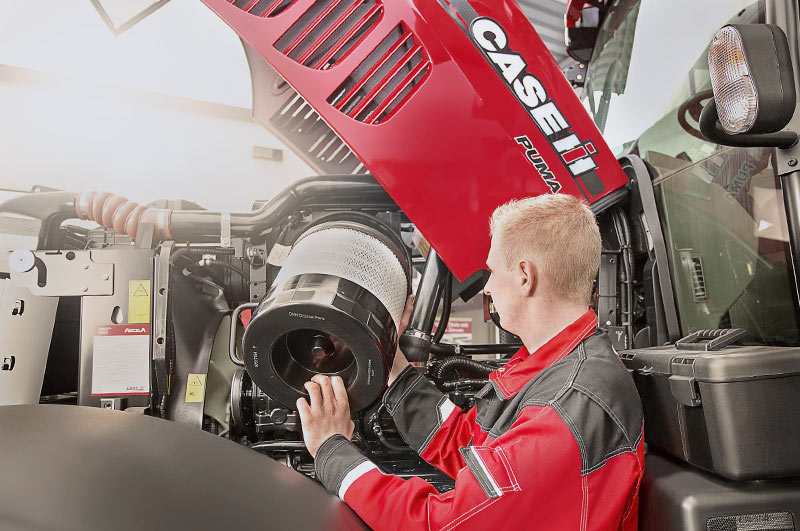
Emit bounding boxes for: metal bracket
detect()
[9,250,114,297]
[220,213,232,248]
[99,397,127,411]
[597,253,619,327]
[152,242,173,399]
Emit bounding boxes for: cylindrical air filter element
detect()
[243,220,410,412]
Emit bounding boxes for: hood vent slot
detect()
[230,0,297,18]
[270,92,367,174]
[275,0,383,69]
[327,23,430,124]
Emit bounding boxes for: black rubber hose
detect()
[431,357,496,383]
[439,379,489,391]
[374,426,408,452]
[431,272,452,344]
[202,259,249,281]
[430,343,521,355]
[168,175,396,241]
[613,208,635,349]
[170,246,236,263]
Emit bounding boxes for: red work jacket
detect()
[314,310,645,530]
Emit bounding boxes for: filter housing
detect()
[243,219,410,412]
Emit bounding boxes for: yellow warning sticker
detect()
[185,373,206,403]
[128,280,150,324]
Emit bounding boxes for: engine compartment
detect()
[2,174,547,496]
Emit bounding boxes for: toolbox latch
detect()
[669,375,701,407]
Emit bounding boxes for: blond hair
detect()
[489,194,601,303]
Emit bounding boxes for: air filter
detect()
[243,218,410,412]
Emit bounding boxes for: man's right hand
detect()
[388,294,414,386]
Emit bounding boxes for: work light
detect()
[707,24,795,135]
[708,26,759,134]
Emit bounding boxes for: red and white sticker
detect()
[91,324,150,397]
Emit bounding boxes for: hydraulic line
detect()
[373,424,408,452]
[170,246,236,264]
[430,343,521,355]
[439,379,489,391]
[431,357,496,384]
[611,208,634,349]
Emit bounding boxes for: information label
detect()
[91,324,150,396]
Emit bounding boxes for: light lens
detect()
[708,26,759,134]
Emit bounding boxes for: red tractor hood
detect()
[202,0,628,280]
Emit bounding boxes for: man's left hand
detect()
[296,374,355,458]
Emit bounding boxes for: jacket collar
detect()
[489,309,599,399]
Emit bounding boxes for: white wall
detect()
[0,0,314,212]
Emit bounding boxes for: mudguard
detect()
[201,0,628,280]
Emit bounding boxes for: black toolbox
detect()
[621,329,800,481]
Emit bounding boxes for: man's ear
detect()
[518,260,537,296]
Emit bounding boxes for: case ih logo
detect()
[468,17,599,183]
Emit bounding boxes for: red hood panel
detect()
[202,0,627,280]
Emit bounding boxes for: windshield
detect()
[586,0,800,346]
[585,0,756,152]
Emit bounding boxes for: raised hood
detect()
[202,0,628,280]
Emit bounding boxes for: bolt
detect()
[790,159,798,167]
[102,274,109,281]
[576,74,583,80]
[81,286,88,292]
[605,320,612,326]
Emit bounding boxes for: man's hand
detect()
[296,374,355,458]
[388,294,415,386]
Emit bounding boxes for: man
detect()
[296,194,644,530]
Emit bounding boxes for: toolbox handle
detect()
[230,303,258,367]
[675,328,747,351]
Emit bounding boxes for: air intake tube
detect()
[242,219,411,412]
[399,249,449,362]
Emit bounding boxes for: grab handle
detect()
[229,302,258,366]
[675,328,747,351]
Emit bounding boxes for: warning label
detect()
[185,373,206,403]
[129,280,151,324]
